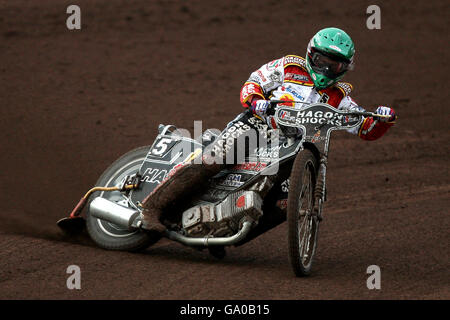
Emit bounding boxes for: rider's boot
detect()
[140,155,225,234]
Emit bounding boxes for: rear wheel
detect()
[287,149,320,276]
[86,146,159,251]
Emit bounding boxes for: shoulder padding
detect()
[335,82,353,97]
[283,55,307,70]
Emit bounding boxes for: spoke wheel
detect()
[287,149,320,276]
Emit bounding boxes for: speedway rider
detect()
[140,27,396,234]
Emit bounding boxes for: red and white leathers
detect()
[240,55,394,140]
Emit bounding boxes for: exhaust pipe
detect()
[89,197,139,230]
[165,220,253,247]
[89,197,253,247]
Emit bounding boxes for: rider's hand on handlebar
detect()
[251,99,271,118]
[375,106,396,122]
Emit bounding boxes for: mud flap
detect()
[129,128,205,207]
[57,216,86,234]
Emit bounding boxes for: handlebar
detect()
[269,100,391,119]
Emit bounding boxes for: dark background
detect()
[0,0,448,299]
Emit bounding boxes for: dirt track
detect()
[0,0,449,299]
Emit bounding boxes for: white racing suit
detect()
[240,55,394,140]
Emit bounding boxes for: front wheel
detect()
[86,146,159,251]
[287,149,320,276]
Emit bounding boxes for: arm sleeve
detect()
[337,96,394,140]
[239,57,285,107]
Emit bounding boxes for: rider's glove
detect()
[251,99,271,118]
[375,106,396,122]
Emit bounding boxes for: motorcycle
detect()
[57,102,389,276]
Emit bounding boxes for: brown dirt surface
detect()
[0,0,449,299]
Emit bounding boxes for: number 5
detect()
[152,138,172,156]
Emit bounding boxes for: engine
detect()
[181,191,263,237]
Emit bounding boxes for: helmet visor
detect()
[309,49,351,79]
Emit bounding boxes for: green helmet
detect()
[305,27,355,89]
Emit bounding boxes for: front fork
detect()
[313,155,327,221]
